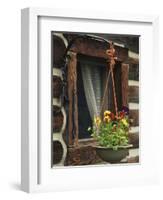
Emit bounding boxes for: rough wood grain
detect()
[128,85,139,103]
[68,37,128,62]
[128,63,139,81]
[52,76,63,98]
[72,53,79,146]
[67,52,79,146]
[67,54,74,146]
[128,132,139,148]
[53,109,64,132]
[66,145,102,166]
[129,110,139,126]
[127,57,139,65]
[121,63,129,107]
[53,141,64,164]
[53,35,66,68]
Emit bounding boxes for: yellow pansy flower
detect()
[121,119,128,127]
[94,116,101,127]
[104,110,111,117]
[103,115,111,123]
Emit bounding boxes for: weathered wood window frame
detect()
[67,48,129,147]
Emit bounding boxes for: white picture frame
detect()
[21,7,159,193]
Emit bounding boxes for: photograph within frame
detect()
[51,31,139,167]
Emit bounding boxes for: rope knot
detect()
[106,42,117,66]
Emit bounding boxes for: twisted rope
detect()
[100,42,118,116]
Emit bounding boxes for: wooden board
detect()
[52,76,63,98]
[129,109,139,126]
[128,132,139,148]
[67,54,74,146]
[53,108,64,132]
[128,63,139,81]
[68,37,128,62]
[121,63,129,107]
[52,141,64,164]
[67,52,78,146]
[66,145,102,166]
[52,35,66,68]
[128,85,139,103]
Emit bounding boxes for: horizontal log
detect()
[129,86,139,97]
[129,109,139,126]
[66,145,102,166]
[128,132,139,148]
[128,63,139,81]
[128,85,139,103]
[53,35,66,67]
[53,109,64,132]
[53,105,61,113]
[127,57,139,65]
[129,97,139,104]
[69,37,128,62]
[53,76,63,98]
[53,141,64,165]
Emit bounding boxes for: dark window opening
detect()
[64,54,123,141]
[77,63,92,139]
[77,54,114,139]
[108,62,122,112]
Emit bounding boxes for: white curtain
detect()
[81,64,102,119]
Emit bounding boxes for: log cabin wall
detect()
[127,53,139,149]
[52,34,68,166]
[52,33,139,166]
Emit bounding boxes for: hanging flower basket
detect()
[95,144,133,163]
[88,106,133,163]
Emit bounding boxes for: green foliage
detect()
[88,112,129,150]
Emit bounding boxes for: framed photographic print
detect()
[21,8,159,193]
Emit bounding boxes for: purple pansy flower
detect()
[122,106,129,115]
